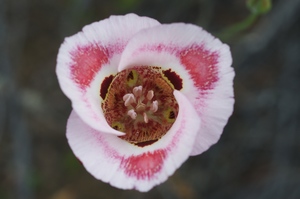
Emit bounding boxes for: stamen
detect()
[150,100,158,113]
[127,109,137,119]
[133,86,143,97]
[123,93,136,107]
[146,90,154,101]
[143,112,149,123]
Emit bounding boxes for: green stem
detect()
[218,13,259,42]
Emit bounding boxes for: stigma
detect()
[101,66,179,146]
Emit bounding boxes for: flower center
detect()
[102,66,179,147]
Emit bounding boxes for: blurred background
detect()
[1,0,300,198]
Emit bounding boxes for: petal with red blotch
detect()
[56,14,160,135]
[66,90,200,192]
[118,23,234,155]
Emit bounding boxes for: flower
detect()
[56,13,234,192]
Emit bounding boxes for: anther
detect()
[150,100,158,113]
[123,93,136,107]
[127,109,137,119]
[133,86,143,97]
[146,90,154,101]
[143,112,149,123]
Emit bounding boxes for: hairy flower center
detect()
[102,66,179,147]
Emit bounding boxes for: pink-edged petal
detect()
[118,23,234,155]
[66,90,200,192]
[56,14,160,135]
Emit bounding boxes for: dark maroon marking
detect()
[162,69,183,90]
[169,111,175,119]
[100,75,114,99]
[127,70,134,81]
[135,139,158,147]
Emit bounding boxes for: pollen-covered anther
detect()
[146,90,154,101]
[127,109,137,119]
[123,93,136,107]
[150,100,158,113]
[133,85,143,97]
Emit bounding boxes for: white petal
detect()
[56,14,160,135]
[118,23,234,155]
[66,90,200,192]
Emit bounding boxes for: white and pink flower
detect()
[56,13,234,192]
